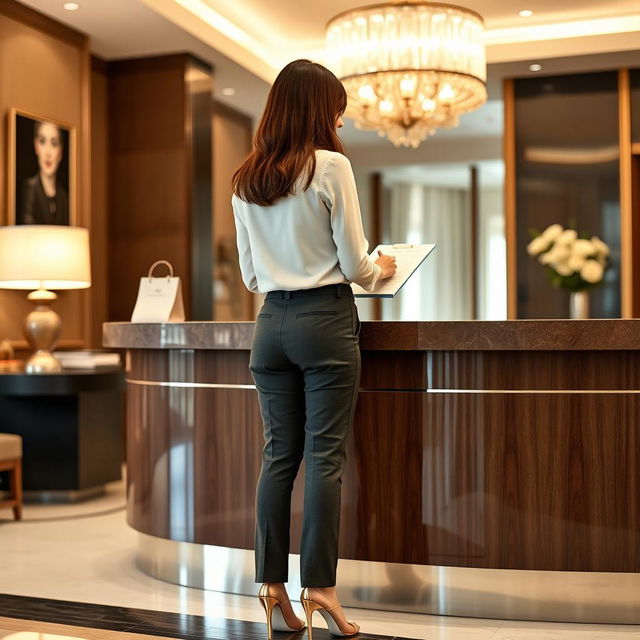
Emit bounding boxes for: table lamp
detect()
[0,225,91,374]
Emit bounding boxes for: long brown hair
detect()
[232,59,347,206]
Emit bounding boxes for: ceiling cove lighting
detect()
[484,14,640,45]
[326,2,487,148]
[173,0,275,66]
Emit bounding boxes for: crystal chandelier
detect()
[326,1,487,148]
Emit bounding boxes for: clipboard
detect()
[351,243,436,298]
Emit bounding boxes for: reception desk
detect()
[103,320,640,623]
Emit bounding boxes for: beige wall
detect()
[0,3,95,351]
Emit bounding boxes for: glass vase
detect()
[569,290,590,319]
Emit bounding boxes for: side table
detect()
[0,366,124,502]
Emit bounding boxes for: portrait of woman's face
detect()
[10,109,74,225]
[34,121,63,179]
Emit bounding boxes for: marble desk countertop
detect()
[103,319,640,351]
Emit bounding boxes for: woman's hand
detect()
[375,249,397,279]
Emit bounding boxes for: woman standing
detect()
[232,59,396,639]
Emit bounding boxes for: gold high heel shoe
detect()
[300,588,360,639]
[258,584,306,640]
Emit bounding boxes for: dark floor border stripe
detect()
[0,593,410,640]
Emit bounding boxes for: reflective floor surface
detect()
[0,469,639,639]
[0,616,179,640]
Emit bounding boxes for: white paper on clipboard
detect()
[351,243,436,298]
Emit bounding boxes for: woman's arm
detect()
[320,153,382,292]
[232,199,259,293]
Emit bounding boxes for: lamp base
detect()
[25,349,62,374]
[24,291,62,375]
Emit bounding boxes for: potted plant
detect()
[527,224,610,319]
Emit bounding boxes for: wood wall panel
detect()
[0,1,93,348]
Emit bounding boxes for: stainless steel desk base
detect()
[136,532,640,623]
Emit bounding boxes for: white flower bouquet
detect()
[527,224,610,292]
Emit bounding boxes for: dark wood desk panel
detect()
[425,392,640,571]
[426,350,640,390]
[118,330,640,572]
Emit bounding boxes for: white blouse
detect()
[232,149,382,294]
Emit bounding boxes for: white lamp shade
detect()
[0,225,91,290]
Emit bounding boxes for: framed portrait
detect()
[7,107,76,226]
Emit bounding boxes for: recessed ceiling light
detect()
[63,2,80,10]
[529,63,543,72]
[519,9,533,17]
[221,87,236,96]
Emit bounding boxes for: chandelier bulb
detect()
[358,84,376,103]
[422,98,436,113]
[379,100,394,114]
[438,84,455,102]
[399,75,416,98]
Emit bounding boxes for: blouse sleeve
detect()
[232,197,259,293]
[319,153,382,292]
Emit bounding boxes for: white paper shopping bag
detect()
[131,260,185,322]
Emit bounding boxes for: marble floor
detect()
[0,472,639,640]
[0,617,180,640]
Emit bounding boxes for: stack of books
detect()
[53,350,121,370]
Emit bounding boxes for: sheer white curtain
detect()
[478,186,507,320]
[383,182,472,320]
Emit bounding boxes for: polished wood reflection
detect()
[127,348,640,391]
[126,349,426,390]
[124,344,640,572]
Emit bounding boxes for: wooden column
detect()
[619,69,634,317]
[618,69,640,318]
[107,54,213,322]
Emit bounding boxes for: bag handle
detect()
[148,260,174,281]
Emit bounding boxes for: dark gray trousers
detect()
[249,282,361,587]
